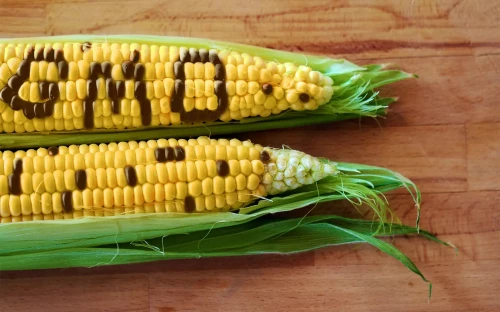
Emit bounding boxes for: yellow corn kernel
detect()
[186,180,201,197]
[225,176,236,193]
[185,80,195,98]
[204,80,214,97]
[32,172,45,194]
[9,195,22,217]
[144,62,154,80]
[213,176,225,195]
[235,80,248,96]
[92,188,103,208]
[112,64,124,80]
[141,183,154,203]
[201,177,214,196]
[110,49,123,64]
[202,195,214,210]
[67,61,79,81]
[225,64,237,81]
[28,62,39,82]
[0,195,10,217]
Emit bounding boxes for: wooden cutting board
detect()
[0,0,499,311]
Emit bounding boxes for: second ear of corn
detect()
[0,41,334,133]
[0,136,337,223]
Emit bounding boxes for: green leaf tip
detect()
[0,213,453,301]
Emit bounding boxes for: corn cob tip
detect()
[261,147,338,195]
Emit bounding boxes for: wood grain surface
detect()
[0,0,499,311]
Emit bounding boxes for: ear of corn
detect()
[0,136,421,264]
[0,135,452,297]
[0,136,414,224]
[0,35,414,149]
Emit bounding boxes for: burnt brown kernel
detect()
[89,62,102,79]
[34,103,45,118]
[10,96,26,111]
[260,150,271,163]
[213,79,229,114]
[130,49,140,63]
[299,93,310,102]
[165,147,175,161]
[262,84,273,95]
[174,146,185,161]
[124,165,137,186]
[179,111,191,123]
[83,99,94,129]
[217,97,229,115]
[8,174,21,195]
[214,64,225,81]
[206,109,222,121]
[106,78,117,99]
[171,80,184,112]
[140,99,152,126]
[214,80,227,98]
[199,49,209,63]
[48,83,59,101]
[189,48,200,63]
[181,109,200,124]
[8,75,23,91]
[191,109,204,123]
[216,160,229,177]
[111,99,120,114]
[134,81,146,100]
[173,61,185,80]
[35,48,44,61]
[154,147,167,162]
[23,104,35,119]
[0,87,13,104]
[48,146,59,156]
[101,61,112,77]
[75,170,87,190]
[81,42,92,52]
[55,50,65,63]
[44,47,54,62]
[134,63,145,80]
[61,191,73,213]
[209,51,220,65]
[180,49,190,63]
[58,61,69,80]
[17,60,31,80]
[13,158,23,174]
[87,80,97,101]
[43,100,55,117]
[122,61,134,79]
[25,47,35,61]
[39,81,49,99]
[116,81,125,98]
[184,196,195,213]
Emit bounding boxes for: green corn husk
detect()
[0,160,452,297]
[0,214,453,299]
[0,35,415,149]
[0,162,421,263]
